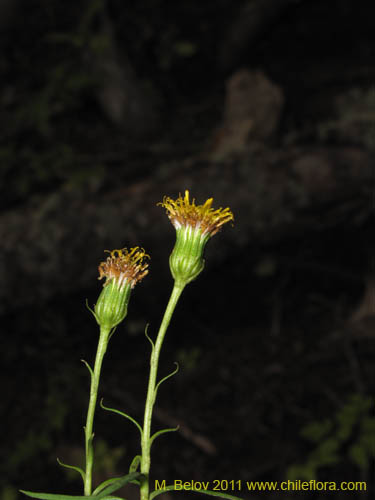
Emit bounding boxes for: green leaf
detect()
[81,359,94,379]
[154,363,179,397]
[100,400,143,436]
[150,486,244,500]
[144,324,154,351]
[93,477,125,496]
[150,426,179,448]
[97,497,126,500]
[20,473,140,500]
[96,472,142,498]
[56,458,85,483]
[129,455,141,473]
[20,491,93,500]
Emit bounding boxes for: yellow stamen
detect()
[98,247,149,288]
[159,190,234,236]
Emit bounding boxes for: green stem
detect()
[140,282,185,500]
[84,325,111,496]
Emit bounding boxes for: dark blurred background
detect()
[1,0,374,499]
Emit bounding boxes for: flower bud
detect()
[159,190,234,286]
[94,247,149,330]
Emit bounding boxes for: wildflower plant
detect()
[21,191,240,500]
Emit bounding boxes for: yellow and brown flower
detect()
[95,247,149,329]
[98,247,149,289]
[159,190,233,285]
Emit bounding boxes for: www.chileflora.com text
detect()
[154,479,367,492]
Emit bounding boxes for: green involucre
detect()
[169,225,209,285]
[94,278,132,330]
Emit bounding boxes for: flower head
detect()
[159,190,234,237]
[94,247,149,330]
[159,191,233,286]
[98,247,149,289]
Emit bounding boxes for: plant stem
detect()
[84,325,111,496]
[140,282,185,500]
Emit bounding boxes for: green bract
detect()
[94,277,132,329]
[159,190,234,286]
[94,247,149,330]
[169,225,208,285]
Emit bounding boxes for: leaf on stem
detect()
[93,476,129,496]
[129,455,141,473]
[20,473,141,500]
[154,362,179,398]
[100,399,143,436]
[97,497,127,500]
[144,323,154,351]
[20,489,130,500]
[150,426,179,448]
[93,477,123,496]
[20,491,93,499]
[56,458,85,483]
[81,359,94,379]
[95,472,142,498]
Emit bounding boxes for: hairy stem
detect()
[140,282,185,500]
[84,326,110,496]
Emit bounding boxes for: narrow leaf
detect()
[144,323,154,351]
[81,359,94,379]
[57,458,85,483]
[97,497,127,500]
[20,491,93,500]
[97,472,142,498]
[154,362,179,397]
[129,455,141,473]
[93,476,124,496]
[100,400,143,436]
[20,475,141,499]
[150,486,244,500]
[150,426,179,448]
